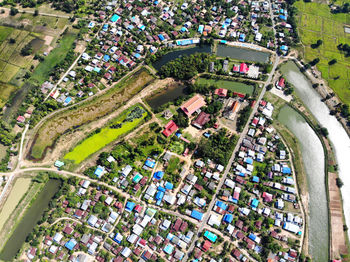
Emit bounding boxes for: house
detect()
[276,77,285,89]
[162,120,179,137]
[192,112,210,129]
[191,210,203,221]
[17,115,25,123]
[181,94,206,116]
[239,63,249,74]
[214,88,228,97]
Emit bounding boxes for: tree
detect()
[328,59,337,65]
[21,43,33,56]
[336,177,344,188]
[9,38,16,44]
[34,9,39,16]
[10,7,18,16]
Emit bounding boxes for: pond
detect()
[0,179,61,261]
[153,45,212,70]
[145,84,189,111]
[216,45,270,63]
[278,105,328,262]
[281,61,350,243]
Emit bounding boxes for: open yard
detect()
[64,105,148,164]
[295,1,350,105]
[29,68,155,160]
[196,77,254,95]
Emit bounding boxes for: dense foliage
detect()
[0,120,15,146]
[236,105,252,132]
[159,53,210,80]
[195,128,237,165]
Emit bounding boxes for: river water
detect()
[281,60,350,258]
[278,105,328,261]
[0,179,61,261]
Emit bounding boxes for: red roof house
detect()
[201,240,212,252]
[192,112,210,129]
[277,77,285,89]
[162,120,179,137]
[180,94,206,116]
[214,88,228,97]
[239,63,249,74]
[17,115,25,123]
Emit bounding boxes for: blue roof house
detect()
[103,55,110,62]
[144,158,155,168]
[249,233,257,241]
[198,25,204,34]
[165,182,173,190]
[94,166,104,178]
[163,244,174,254]
[113,232,123,244]
[282,167,291,174]
[153,171,164,180]
[280,45,288,51]
[245,157,253,164]
[239,33,246,42]
[251,198,259,208]
[110,14,120,22]
[252,176,260,183]
[158,34,165,41]
[65,239,77,251]
[215,200,227,210]
[191,210,203,221]
[125,201,136,212]
[223,214,233,223]
[204,231,217,242]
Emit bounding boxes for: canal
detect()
[281,61,350,244]
[0,179,61,261]
[278,105,328,261]
[216,45,270,63]
[153,45,212,70]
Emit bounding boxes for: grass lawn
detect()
[31,31,77,84]
[295,1,350,106]
[197,78,254,95]
[169,141,185,155]
[64,106,148,164]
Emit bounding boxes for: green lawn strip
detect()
[30,31,77,84]
[64,105,148,164]
[0,26,14,43]
[196,77,254,95]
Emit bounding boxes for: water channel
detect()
[281,60,350,260]
[216,45,270,63]
[0,179,61,261]
[278,105,328,261]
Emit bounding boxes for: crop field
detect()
[30,68,155,160]
[295,1,350,105]
[64,105,148,164]
[197,77,254,95]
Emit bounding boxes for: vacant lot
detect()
[31,31,77,84]
[64,105,148,164]
[30,68,155,160]
[295,1,350,105]
[197,77,254,95]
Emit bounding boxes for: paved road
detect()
[183,54,280,262]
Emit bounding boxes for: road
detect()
[183,54,280,262]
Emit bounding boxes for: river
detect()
[278,105,328,261]
[281,61,350,242]
[0,179,61,261]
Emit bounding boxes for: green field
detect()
[197,77,254,95]
[31,31,77,84]
[295,1,350,105]
[64,106,148,164]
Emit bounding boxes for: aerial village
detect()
[2,0,307,261]
[10,0,296,115]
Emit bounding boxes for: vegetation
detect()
[236,105,252,132]
[195,128,238,165]
[197,77,254,95]
[64,105,149,164]
[159,53,210,80]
